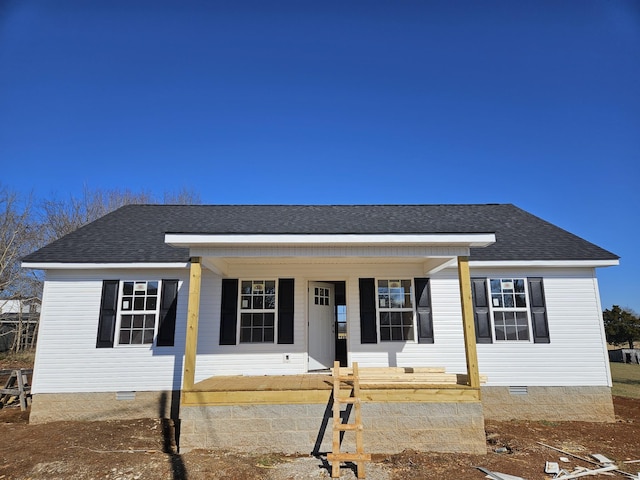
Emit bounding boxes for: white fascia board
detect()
[468,259,619,268]
[21,262,190,270]
[165,233,496,248]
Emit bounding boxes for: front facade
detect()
[22,204,618,454]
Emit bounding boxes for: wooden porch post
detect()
[458,256,481,389]
[182,257,202,392]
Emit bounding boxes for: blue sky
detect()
[1,1,638,311]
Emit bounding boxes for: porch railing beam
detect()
[183,256,202,392]
[457,256,481,390]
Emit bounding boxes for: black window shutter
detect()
[96,280,119,348]
[219,279,238,345]
[471,278,493,344]
[359,278,378,344]
[528,277,550,343]
[414,278,434,344]
[157,279,179,347]
[277,278,295,344]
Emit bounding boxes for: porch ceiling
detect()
[167,232,494,277]
[200,256,457,277]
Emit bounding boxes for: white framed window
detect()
[116,280,161,345]
[239,279,277,343]
[377,279,415,341]
[314,286,330,305]
[489,278,531,341]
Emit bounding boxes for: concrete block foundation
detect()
[179,401,487,454]
[481,386,615,422]
[29,385,615,454]
[29,391,176,423]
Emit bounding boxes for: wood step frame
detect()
[332,366,488,387]
[327,361,371,479]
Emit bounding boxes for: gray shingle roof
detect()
[22,204,618,264]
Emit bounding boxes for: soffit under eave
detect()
[198,255,462,278]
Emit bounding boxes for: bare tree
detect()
[0,186,42,352]
[0,187,41,297]
[41,186,201,242]
[2,185,202,352]
[40,186,155,242]
[163,187,202,205]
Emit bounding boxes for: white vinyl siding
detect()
[32,269,188,394]
[348,267,610,387]
[194,270,307,379]
[32,262,611,394]
[472,267,611,387]
[349,272,469,373]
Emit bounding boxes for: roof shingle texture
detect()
[23,204,618,264]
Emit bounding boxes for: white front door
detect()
[308,282,335,370]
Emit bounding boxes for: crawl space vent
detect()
[508,386,528,395]
[116,391,136,401]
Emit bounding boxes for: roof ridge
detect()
[120,203,515,207]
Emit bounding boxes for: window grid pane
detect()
[377,279,414,341]
[240,280,276,311]
[119,313,157,345]
[239,313,275,343]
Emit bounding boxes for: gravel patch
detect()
[266,456,391,480]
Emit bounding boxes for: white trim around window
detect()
[487,278,533,342]
[375,278,417,342]
[237,279,278,343]
[114,280,162,347]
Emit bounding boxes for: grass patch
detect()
[538,420,559,427]
[254,454,284,468]
[0,350,35,370]
[610,362,640,398]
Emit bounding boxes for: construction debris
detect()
[0,369,31,411]
[590,454,614,465]
[475,466,526,480]
[552,465,617,479]
[536,442,640,479]
[545,461,560,474]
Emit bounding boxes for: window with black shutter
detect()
[96,279,179,348]
[219,278,294,345]
[472,277,550,343]
[359,278,432,343]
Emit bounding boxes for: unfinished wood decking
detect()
[181,366,485,406]
[0,369,32,411]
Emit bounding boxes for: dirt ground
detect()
[0,397,639,480]
[2,355,640,480]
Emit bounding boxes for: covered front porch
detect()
[168,232,492,453]
[165,232,494,388]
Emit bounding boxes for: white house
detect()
[21,204,619,454]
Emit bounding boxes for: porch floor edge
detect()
[181,385,481,406]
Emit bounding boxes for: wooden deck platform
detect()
[181,368,484,407]
[191,373,334,392]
